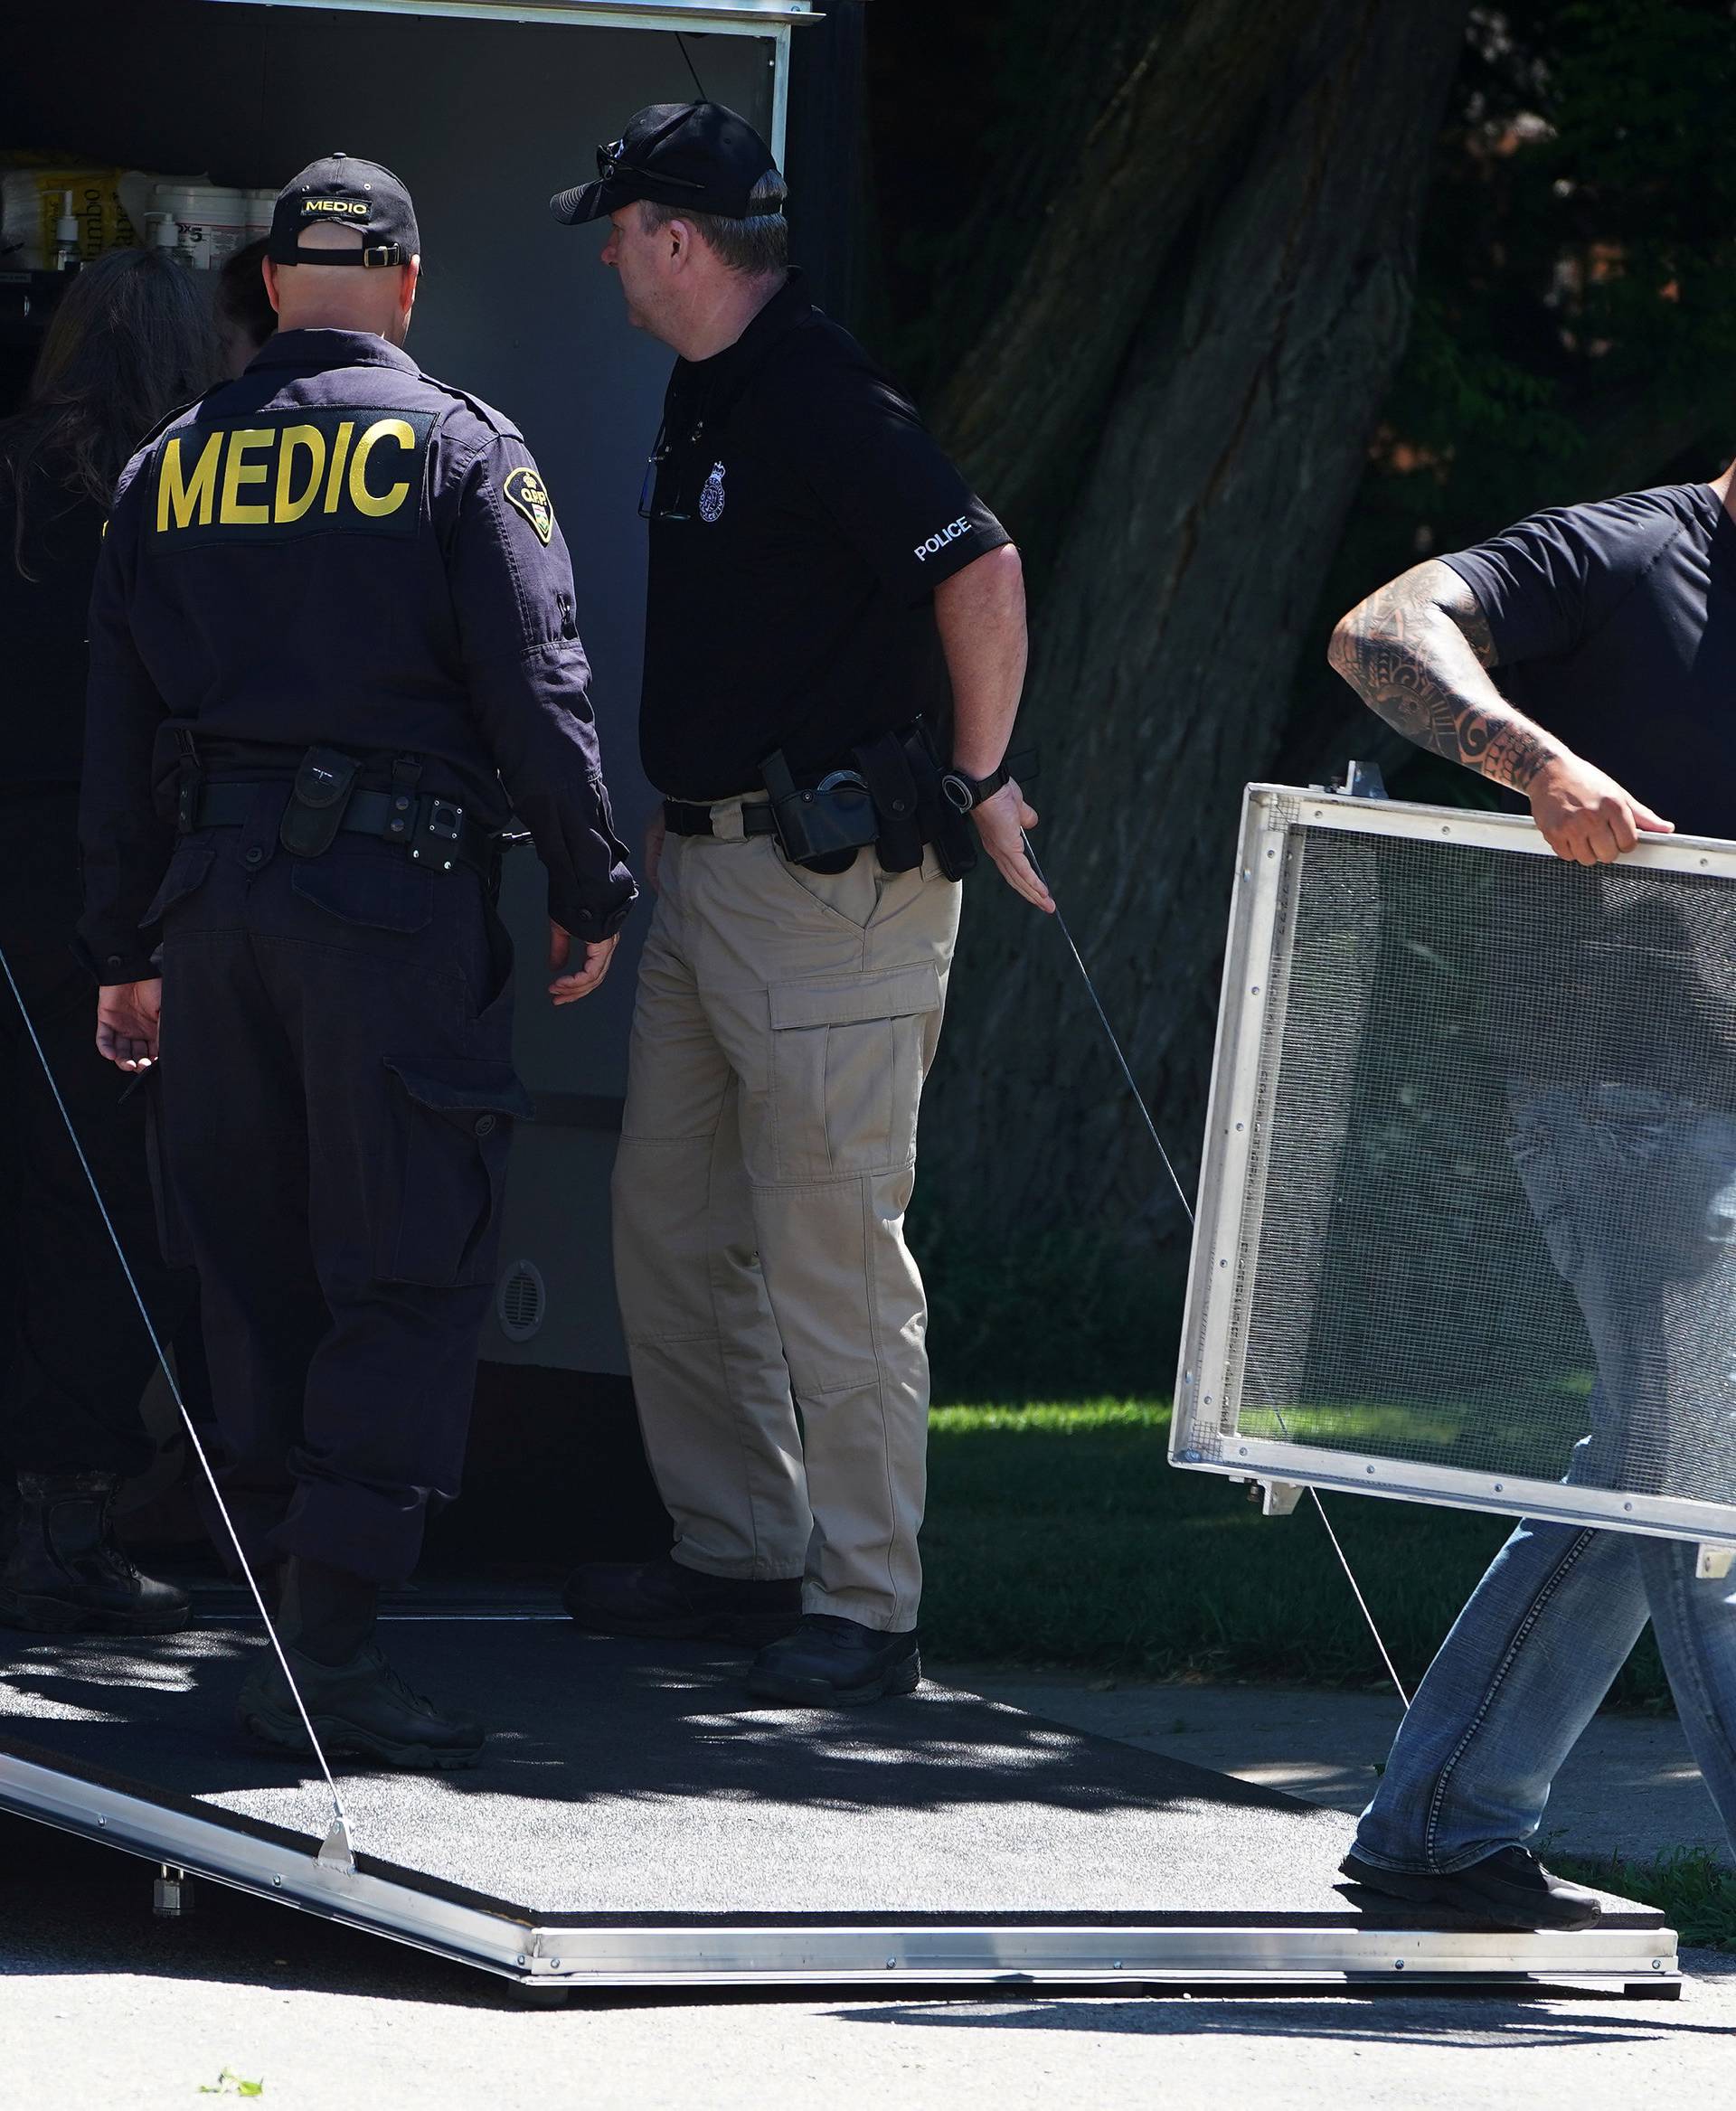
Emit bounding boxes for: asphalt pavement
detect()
[947,1671,1731,1865]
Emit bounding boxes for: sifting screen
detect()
[1215,811,1736,1509]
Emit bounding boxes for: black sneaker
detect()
[747,1614,920,1707]
[1339,1846,1602,1932]
[563,1552,800,1647]
[238,1639,486,1771]
[0,1472,189,1636]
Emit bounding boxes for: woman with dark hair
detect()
[0,249,223,1634]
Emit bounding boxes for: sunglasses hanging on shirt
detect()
[637,415,712,523]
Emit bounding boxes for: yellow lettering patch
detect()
[300,196,371,220]
[149,410,433,545]
[503,464,553,546]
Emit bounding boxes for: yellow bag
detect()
[1,158,137,269]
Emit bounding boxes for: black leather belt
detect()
[664,798,778,839]
[188,781,506,877]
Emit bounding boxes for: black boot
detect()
[564,1552,801,1646]
[1339,1847,1602,1932]
[238,1640,486,1771]
[748,1614,921,1706]
[0,1472,190,1635]
[238,1556,485,1771]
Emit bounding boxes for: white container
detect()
[245,188,276,241]
[151,180,249,269]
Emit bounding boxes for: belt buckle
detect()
[428,799,464,841]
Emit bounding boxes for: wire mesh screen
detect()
[1180,792,1736,1534]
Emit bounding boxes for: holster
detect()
[279,747,362,858]
[850,730,924,873]
[761,749,880,874]
[899,718,977,882]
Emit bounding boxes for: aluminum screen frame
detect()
[1171,784,1736,1551]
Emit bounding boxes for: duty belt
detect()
[185,780,507,878]
[663,797,778,839]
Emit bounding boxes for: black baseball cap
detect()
[549,101,783,227]
[269,154,420,268]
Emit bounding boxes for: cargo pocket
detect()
[768,963,942,1183]
[375,1058,535,1286]
[140,836,217,932]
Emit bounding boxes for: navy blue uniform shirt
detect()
[1443,481,1736,839]
[79,326,635,982]
[642,273,1009,799]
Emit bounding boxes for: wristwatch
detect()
[940,761,1011,814]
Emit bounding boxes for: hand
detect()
[644,806,666,892]
[96,979,162,1070]
[1528,756,1674,865]
[971,778,1055,912]
[549,924,619,1005]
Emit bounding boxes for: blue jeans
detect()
[1355,1085,1736,1872]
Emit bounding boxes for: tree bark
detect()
[925,0,1470,1244]
[932,0,1321,544]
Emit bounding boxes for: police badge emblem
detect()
[503,465,554,546]
[699,461,727,523]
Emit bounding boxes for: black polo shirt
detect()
[1443,481,1736,839]
[1443,482,1736,1098]
[639,272,1009,800]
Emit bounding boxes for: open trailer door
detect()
[1,0,819,1560]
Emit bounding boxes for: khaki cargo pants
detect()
[611,801,962,1633]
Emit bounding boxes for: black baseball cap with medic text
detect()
[268,154,420,268]
[549,101,784,227]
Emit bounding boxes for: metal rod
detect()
[1021,833,1410,1710]
[0,945,354,1854]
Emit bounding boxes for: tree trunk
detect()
[925,0,1470,1245]
[931,0,1322,548]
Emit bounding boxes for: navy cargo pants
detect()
[146,787,531,1584]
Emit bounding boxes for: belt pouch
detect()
[901,719,977,881]
[851,730,924,873]
[279,747,361,858]
[760,749,879,873]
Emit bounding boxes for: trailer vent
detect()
[496,1260,546,1343]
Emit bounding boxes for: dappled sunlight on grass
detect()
[922,1397,1670,1710]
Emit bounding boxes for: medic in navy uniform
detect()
[78,155,635,1769]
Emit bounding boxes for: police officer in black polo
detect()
[80,155,635,1767]
[552,107,1043,1705]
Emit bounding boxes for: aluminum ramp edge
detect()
[0,1745,1680,1992]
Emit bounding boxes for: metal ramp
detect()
[0,1611,1678,1996]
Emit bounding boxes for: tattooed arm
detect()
[1328,558,1674,865]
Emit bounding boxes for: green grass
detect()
[920,1399,1672,1710]
[1554,1848,1736,1950]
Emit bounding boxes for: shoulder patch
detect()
[503,465,554,546]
